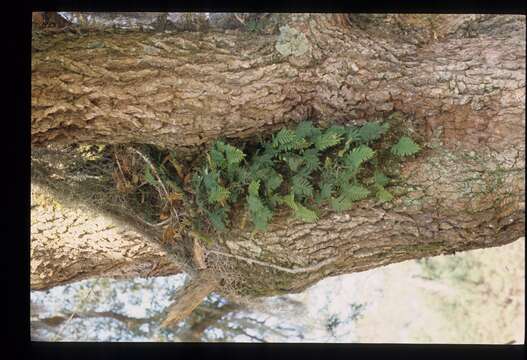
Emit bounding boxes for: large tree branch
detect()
[31,14,525,154]
[30,14,525,296]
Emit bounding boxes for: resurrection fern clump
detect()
[191,120,420,232]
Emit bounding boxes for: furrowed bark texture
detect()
[31,183,182,290]
[31,14,525,296]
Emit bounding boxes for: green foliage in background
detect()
[191,119,420,232]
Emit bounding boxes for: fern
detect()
[342,184,370,201]
[189,117,420,234]
[264,170,283,193]
[373,170,390,187]
[314,131,342,151]
[376,187,393,202]
[295,120,320,139]
[283,154,304,172]
[391,136,421,157]
[358,121,389,142]
[319,181,334,200]
[273,128,301,151]
[208,185,230,205]
[282,193,318,222]
[291,174,314,198]
[302,148,320,173]
[330,195,354,212]
[207,209,227,231]
[345,145,375,169]
[247,179,273,230]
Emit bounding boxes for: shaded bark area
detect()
[30,14,525,297]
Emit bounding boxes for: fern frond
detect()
[390,136,421,157]
[207,209,227,231]
[330,195,353,212]
[223,144,245,165]
[295,120,320,139]
[202,171,219,191]
[144,166,157,187]
[209,148,225,168]
[247,189,273,230]
[326,125,347,137]
[343,184,370,201]
[273,128,301,151]
[314,131,342,151]
[358,121,389,142]
[281,193,318,222]
[208,185,230,204]
[248,179,261,196]
[302,148,320,173]
[319,181,334,200]
[283,154,304,172]
[264,170,283,193]
[373,170,390,187]
[293,203,318,222]
[292,175,314,198]
[376,187,393,202]
[345,145,375,169]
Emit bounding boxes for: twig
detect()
[114,152,126,180]
[130,148,170,199]
[134,215,172,228]
[206,249,336,274]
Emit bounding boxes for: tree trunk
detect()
[31,14,525,299]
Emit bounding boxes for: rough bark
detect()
[31,14,525,298]
[32,14,525,152]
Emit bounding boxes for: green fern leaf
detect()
[207,209,227,231]
[208,185,230,204]
[284,154,304,172]
[292,175,314,197]
[281,193,318,222]
[374,170,390,187]
[273,128,300,151]
[294,203,318,222]
[358,122,389,142]
[302,148,320,173]
[295,121,321,139]
[330,195,353,212]
[376,187,394,202]
[144,166,157,187]
[345,145,375,169]
[247,191,273,230]
[314,131,342,151]
[209,148,225,168]
[319,181,334,200]
[343,184,370,201]
[223,144,245,165]
[345,127,361,142]
[268,192,282,207]
[248,179,261,196]
[264,171,283,193]
[391,136,421,157]
[202,172,219,191]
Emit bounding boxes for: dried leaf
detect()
[162,226,177,243]
[168,192,183,204]
[192,238,207,270]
